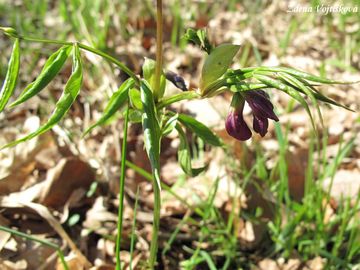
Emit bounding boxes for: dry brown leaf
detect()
[0,214,11,252]
[0,130,53,195]
[238,179,276,250]
[287,149,308,202]
[60,188,87,224]
[0,198,91,268]
[18,243,55,269]
[0,259,27,270]
[39,157,95,208]
[35,144,62,170]
[0,230,12,252]
[56,252,87,270]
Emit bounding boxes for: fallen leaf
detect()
[39,157,95,208]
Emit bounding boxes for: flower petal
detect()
[225,107,252,141]
[244,91,279,121]
[253,115,268,137]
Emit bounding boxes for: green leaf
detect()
[0,38,20,112]
[129,88,142,110]
[177,114,223,147]
[183,28,212,54]
[278,72,324,129]
[10,45,72,107]
[296,80,353,111]
[128,108,142,123]
[83,78,134,136]
[141,80,161,189]
[142,58,166,100]
[257,66,359,84]
[162,114,178,137]
[254,74,316,132]
[2,43,83,149]
[229,82,268,92]
[0,27,19,38]
[200,44,240,91]
[176,124,207,177]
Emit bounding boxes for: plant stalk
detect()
[148,0,163,267]
[154,0,163,100]
[115,104,130,270]
[149,175,161,268]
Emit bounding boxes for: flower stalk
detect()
[148,0,163,268]
[154,0,163,101]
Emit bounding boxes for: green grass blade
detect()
[0,38,20,112]
[115,103,130,270]
[2,43,82,149]
[129,187,140,270]
[200,251,217,270]
[10,45,72,107]
[162,211,190,256]
[0,225,69,270]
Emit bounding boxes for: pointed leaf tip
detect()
[0,38,20,112]
[2,44,82,149]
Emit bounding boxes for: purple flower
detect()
[225,91,279,141]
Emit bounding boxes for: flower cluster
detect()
[225,91,279,141]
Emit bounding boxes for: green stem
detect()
[129,187,140,270]
[115,104,130,270]
[17,35,139,84]
[149,174,161,268]
[0,225,58,248]
[157,91,200,109]
[154,0,163,100]
[148,0,163,267]
[0,225,69,270]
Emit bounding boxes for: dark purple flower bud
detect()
[244,90,279,121]
[225,93,252,141]
[165,70,188,91]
